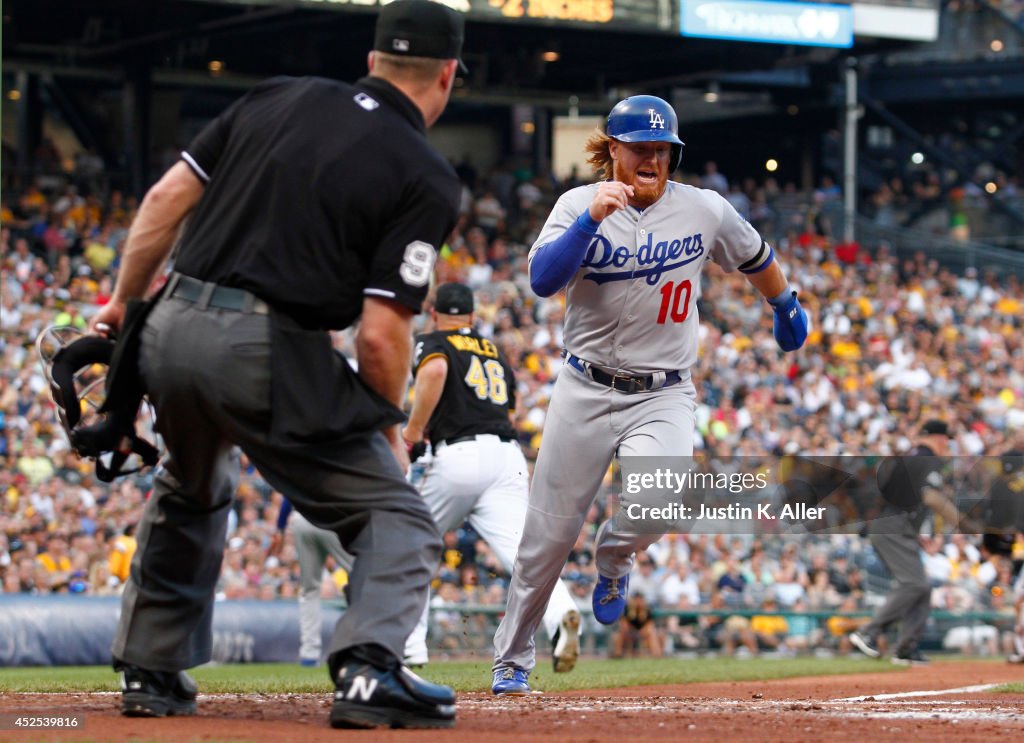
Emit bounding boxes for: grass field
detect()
[995,682,1024,693]
[0,656,904,695]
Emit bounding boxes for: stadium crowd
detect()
[2,153,1022,658]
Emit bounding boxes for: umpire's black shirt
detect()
[175,75,459,329]
[873,443,942,534]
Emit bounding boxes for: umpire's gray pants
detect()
[111,297,440,672]
[863,521,932,656]
[493,365,696,672]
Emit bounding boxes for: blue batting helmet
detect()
[606,95,685,171]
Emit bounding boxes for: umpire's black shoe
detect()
[891,650,930,667]
[117,664,198,717]
[330,661,456,729]
[849,631,881,659]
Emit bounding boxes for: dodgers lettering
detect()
[583,235,630,269]
[582,231,705,285]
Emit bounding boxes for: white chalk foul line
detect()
[470,693,1024,726]
[836,683,997,702]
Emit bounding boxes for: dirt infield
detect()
[2,661,1022,741]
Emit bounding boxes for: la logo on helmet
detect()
[648,109,665,129]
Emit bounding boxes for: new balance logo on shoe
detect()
[346,676,379,703]
[330,661,457,729]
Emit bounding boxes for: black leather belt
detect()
[439,434,516,448]
[566,354,681,393]
[167,273,270,315]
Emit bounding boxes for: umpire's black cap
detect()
[1001,449,1024,475]
[435,283,474,315]
[920,419,949,437]
[374,0,468,73]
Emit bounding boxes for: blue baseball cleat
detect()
[491,667,531,696]
[592,574,629,625]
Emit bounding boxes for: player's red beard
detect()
[612,158,668,208]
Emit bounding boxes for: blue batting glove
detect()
[767,287,808,352]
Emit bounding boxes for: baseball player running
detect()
[490,95,808,694]
[402,283,582,672]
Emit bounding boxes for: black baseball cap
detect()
[920,419,949,437]
[435,283,474,315]
[374,0,468,73]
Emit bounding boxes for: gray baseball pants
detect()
[493,365,696,672]
[863,523,932,657]
[111,297,440,672]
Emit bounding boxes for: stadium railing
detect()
[373,603,1017,656]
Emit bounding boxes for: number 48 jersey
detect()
[412,326,518,445]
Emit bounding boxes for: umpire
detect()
[90,0,465,729]
[850,420,976,666]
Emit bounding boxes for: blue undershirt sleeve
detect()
[276,499,293,531]
[529,212,600,297]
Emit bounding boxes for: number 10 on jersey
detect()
[656,280,692,324]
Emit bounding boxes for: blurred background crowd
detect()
[2,153,1023,658]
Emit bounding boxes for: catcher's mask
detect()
[37,326,159,482]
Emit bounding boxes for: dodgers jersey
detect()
[529,181,770,374]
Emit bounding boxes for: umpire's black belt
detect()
[566,353,681,394]
[167,273,270,315]
[437,433,516,449]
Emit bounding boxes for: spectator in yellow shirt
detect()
[829,335,862,361]
[108,524,137,584]
[827,595,877,655]
[751,597,789,651]
[16,440,55,486]
[53,303,88,330]
[37,533,72,591]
